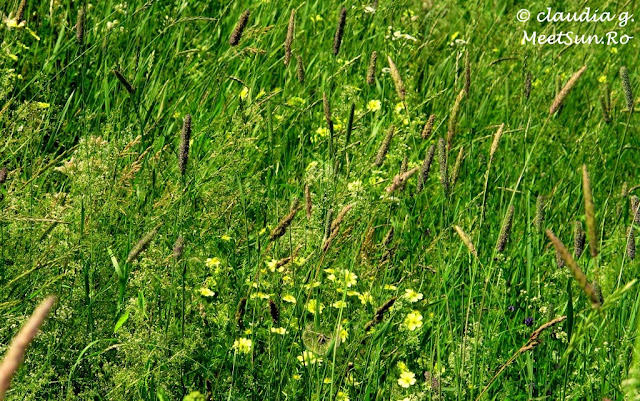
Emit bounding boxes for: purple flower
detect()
[508,305,515,312]
[524,317,534,327]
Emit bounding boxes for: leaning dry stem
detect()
[0,296,57,400]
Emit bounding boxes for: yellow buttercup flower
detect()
[283,294,297,304]
[297,350,322,365]
[397,370,416,388]
[404,288,423,303]
[404,310,423,331]
[336,391,350,401]
[366,99,381,112]
[332,300,347,309]
[206,257,221,268]
[240,86,249,100]
[232,337,252,354]
[307,299,324,315]
[199,287,215,297]
[270,327,287,335]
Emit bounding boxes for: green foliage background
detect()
[1,0,640,399]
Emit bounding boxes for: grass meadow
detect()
[1,0,640,399]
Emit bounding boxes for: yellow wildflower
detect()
[232,337,252,354]
[403,310,423,331]
[397,371,416,388]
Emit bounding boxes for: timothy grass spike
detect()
[450,146,465,189]
[332,7,346,56]
[76,7,85,45]
[534,195,545,233]
[387,56,406,101]
[416,144,436,193]
[421,114,436,139]
[489,124,505,163]
[550,65,587,114]
[454,225,477,257]
[366,51,377,85]
[284,9,295,66]
[178,114,191,176]
[446,89,466,149]
[270,200,300,241]
[496,204,515,253]
[229,9,250,46]
[620,66,634,112]
[126,225,160,264]
[113,70,135,94]
[438,137,449,197]
[374,126,394,167]
[546,229,601,307]
[628,226,636,260]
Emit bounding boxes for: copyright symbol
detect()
[517,9,530,22]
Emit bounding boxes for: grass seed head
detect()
[546,229,601,308]
[550,65,587,114]
[421,114,436,139]
[229,9,250,46]
[524,71,532,100]
[284,9,295,66]
[172,236,184,261]
[387,56,406,101]
[179,114,192,176]
[496,204,515,253]
[113,70,135,94]
[555,248,565,268]
[489,124,505,163]
[416,144,436,194]
[235,298,247,330]
[446,89,466,149]
[450,146,464,189]
[366,51,377,85]
[620,66,634,112]
[454,225,477,257]
[0,296,56,400]
[364,297,397,332]
[374,125,394,167]
[332,7,347,56]
[0,167,7,184]
[126,226,160,264]
[76,8,86,45]
[16,0,27,22]
[269,200,300,241]
[323,208,334,242]
[628,226,636,260]
[268,299,280,324]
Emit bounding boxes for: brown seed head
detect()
[332,7,347,56]
[550,65,587,114]
[366,51,377,85]
[229,9,250,46]
[284,9,295,66]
